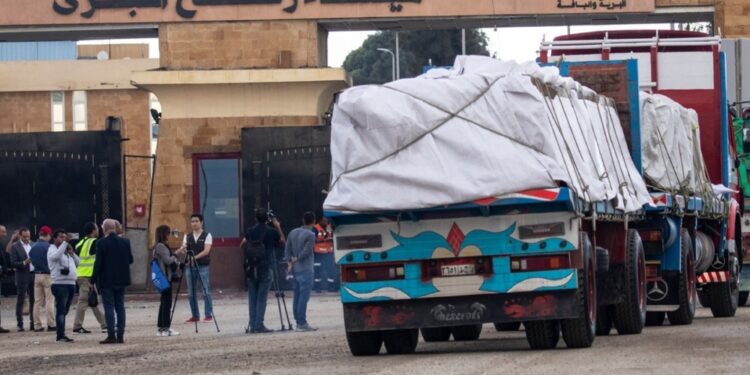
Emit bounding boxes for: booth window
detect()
[51,91,65,132]
[72,91,87,131]
[192,153,242,245]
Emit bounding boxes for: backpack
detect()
[150,259,171,293]
[243,226,268,280]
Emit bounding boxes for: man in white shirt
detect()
[179,214,215,323]
[48,229,79,343]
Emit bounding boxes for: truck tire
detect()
[698,290,711,308]
[613,230,647,335]
[596,306,613,336]
[740,291,749,306]
[645,312,665,326]
[667,230,697,325]
[383,329,419,355]
[421,327,451,342]
[561,234,596,348]
[451,324,482,341]
[346,330,383,356]
[709,253,740,318]
[525,320,560,350]
[494,322,521,332]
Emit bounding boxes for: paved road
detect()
[0,292,748,374]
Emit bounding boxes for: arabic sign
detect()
[0,0,656,26]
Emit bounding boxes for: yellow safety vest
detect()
[75,237,96,278]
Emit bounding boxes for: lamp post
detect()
[377,48,396,82]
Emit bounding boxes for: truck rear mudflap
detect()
[343,291,578,332]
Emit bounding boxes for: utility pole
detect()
[377,48,396,81]
[461,29,466,55]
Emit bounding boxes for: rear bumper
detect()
[343,291,578,332]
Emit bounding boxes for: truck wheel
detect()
[740,291,749,306]
[421,327,451,342]
[613,229,647,334]
[709,254,740,317]
[383,329,419,355]
[667,230,697,325]
[561,233,596,348]
[596,306,613,336]
[525,320,560,350]
[645,312,665,326]
[698,290,711,308]
[451,324,482,341]
[493,322,521,332]
[346,330,383,356]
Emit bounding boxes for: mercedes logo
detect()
[647,280,669,302]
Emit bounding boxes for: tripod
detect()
[170,252,220,333]
[244,259,293,333]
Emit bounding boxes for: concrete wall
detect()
[124,229,149,290]
[159,21,325,70]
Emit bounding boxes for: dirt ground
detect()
[0,291,749,375]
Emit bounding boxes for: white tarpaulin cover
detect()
[639,92,713,196]
[324,56,651,213]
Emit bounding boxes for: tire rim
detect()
[637,252,646,314]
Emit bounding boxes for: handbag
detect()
[150,258,171,293]
[88,287,98,308]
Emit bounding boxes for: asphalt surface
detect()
[0,291,748,374]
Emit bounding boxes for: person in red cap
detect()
[29,226,56,332]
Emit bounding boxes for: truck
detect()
[541,30,742,325]
[323,56,655,354]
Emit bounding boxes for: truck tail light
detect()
[336,235,382,250]
[510,254,570,272]
[640,230,662,242]
[518,222,565,240]
[342,263,405,282]
[645,261,660,281]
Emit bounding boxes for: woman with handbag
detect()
[153,225,184,337]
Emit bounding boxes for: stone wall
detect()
[159,21,326,70]
[0,92,52,133]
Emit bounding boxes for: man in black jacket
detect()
[10,228,34,332]
[92,219,133,344]
[0,225,10,333]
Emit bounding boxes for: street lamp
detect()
[377,48,396,82]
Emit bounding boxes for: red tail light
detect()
[510,254,570,272]
[342,263,405,283]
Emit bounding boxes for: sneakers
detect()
[34,328,44,332]
[157,330,166,337]
[185,317,199,323]
[167,329,180,337]
[203,316,213,322]
[158,328,180,337]
[0,327,9,334]
[56,336,74,343]
[295,324,318,332]
[100,336,117,344]
[17,326,25,332]
[47,326,56,332]
[73,328,91,334]
[101,328,108,333]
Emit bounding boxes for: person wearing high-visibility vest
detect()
[72,222,106,334]
[312,217,337,293]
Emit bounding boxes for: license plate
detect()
[441,264,476,277]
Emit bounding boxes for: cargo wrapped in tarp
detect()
[639,92,713,196]
[324,56,651,213]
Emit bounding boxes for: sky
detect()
[79,23,690,67]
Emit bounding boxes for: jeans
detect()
[73,277,106,330]
[158,288,173,330]
[186,265,213,319]
[101,287,126,339]
[292,271,313,326]
[15,273,34,328]
[50,284,74,340]
[247,268,272,331]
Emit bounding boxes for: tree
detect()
[342,29,490,85]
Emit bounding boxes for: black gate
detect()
[242,126,331,289]
[0,131,122,236]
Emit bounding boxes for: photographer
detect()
[241,209,285,334]
[47,229,79,343]
[153,225,185,337]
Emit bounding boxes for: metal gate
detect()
[0,131,122,236]
[242,126,331,288]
